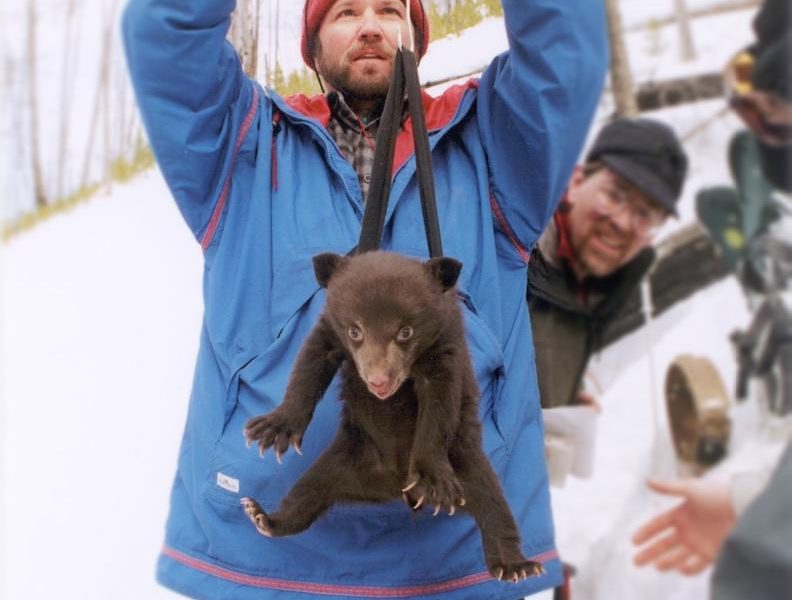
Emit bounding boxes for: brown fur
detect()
[242,251,542,582]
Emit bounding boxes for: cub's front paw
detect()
[240,497,274,537]
[244,408,307,463]
[402,464,465,516]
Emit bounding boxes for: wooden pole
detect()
[604,0,639,117]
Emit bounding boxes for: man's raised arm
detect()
[122,0,257,240]
[477,0,608,256]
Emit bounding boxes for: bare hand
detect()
[575,391,602,413]
[632,478,736,575]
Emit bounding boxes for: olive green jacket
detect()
[527,219,654,408]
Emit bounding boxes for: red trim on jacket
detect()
[285,80,479,175]
[271,112,282,191]
[392,81,478,175]
[490,193,532,264]
[285,93,332,127]
[201,86,261,251]
[162,545,558,597]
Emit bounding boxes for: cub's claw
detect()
[291,440,303,455]
[527,562,545,577]
[489,560,544,583]
[402,480,418,493]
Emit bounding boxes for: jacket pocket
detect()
[203,278,327,510]
[457,290,509,467]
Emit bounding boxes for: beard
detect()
[576,223,637,278]
[315,42,394,102]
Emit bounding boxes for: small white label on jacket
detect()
[216,472,240,493]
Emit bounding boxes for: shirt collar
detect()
[554,195,577,267]
[326,91,384,132]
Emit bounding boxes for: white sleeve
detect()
[730,469,774,515]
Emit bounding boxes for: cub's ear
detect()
[424,257,462,292]
[313,253,346,288]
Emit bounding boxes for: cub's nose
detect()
[367,374,393,399]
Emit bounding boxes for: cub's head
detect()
[312,251,462,400]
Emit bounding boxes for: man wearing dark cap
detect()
[122,0,607,598]
[528,117,688,410]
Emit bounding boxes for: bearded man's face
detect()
[315,0,414,101]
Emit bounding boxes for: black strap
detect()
[358,47,443,258]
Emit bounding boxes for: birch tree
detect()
[229,0,260,78]
[56,0,79,199]
[674,0,697,61]
[27,0,47,207]
[604,0,639,117]
[81,1,117,187]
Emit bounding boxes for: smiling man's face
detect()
[315,0,413,106]
[566,166,665,280]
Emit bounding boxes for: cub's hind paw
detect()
[240,497,273,537]
[490,560,545,583]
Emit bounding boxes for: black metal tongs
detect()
[357,27,443,259]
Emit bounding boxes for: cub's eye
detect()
[396,326,413,342]
[348,326,363,341]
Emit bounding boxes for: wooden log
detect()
[635,72,724,112]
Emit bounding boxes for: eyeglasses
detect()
[592,184,667,237]
[725,51,792,146]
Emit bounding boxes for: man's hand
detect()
[632,478,736,575]
[575,391,602,413]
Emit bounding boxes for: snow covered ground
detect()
[2,2,780,600]
[1,174,201,599]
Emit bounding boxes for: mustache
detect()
[347,42,394,61]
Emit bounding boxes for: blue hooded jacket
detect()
[122,1,607,598]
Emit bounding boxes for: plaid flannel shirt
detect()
[326,91,382,200]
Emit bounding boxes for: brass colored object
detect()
[732,51,755,96]
[666,355,732,474]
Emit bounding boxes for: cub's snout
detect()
[349,337,408,400]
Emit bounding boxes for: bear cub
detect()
[241,250,543,582]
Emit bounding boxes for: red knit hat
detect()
[301,0,430,70]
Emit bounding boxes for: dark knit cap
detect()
[301,0,430,70]
[586,118,689,215]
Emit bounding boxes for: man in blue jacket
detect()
[122,1,607,598]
